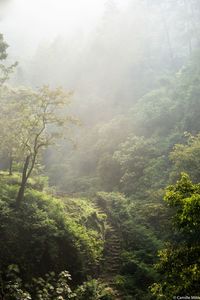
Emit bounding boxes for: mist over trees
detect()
[0,0,200,299]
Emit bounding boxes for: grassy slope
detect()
[0,172,105,281]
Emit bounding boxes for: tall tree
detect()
[151,173,200,299]
[0,86,22,174]
[0,85,76,207]
[0,33,16,85]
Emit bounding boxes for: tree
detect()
[0,86,23,175]
[170,133,200,183]
[114,136,160,196]
[0,85,76,207]
[0,33,17,85]
[150,173,200,299]
[0,33,8,60]
[0,35,17,174]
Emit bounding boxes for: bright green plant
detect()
[150,173,200,299]
[75,279,115,300]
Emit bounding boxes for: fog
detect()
[1,0,132,57]
[0,2,200,297]
[1,0,199,183]
[1,1,166,120]
[1,0,199,112]
[1,0,109,56]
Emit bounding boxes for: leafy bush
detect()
[151,173,200,299]
[0,181,103,283]
[0,265,31,300]
[95,192,162,297]
[0,265,75,300]
[0,266,116,300]
[75,279,115,300]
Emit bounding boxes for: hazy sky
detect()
[0,0,112,57]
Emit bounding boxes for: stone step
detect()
[105,232,120,237]
[104,247,121,252]
[106,236,120,241]
[105,243,121,247]
[103,260,121,265]
[105,249,120,254]
[104,262,121,266]
[103,262,121,266]
[93,201,123,300]
[104,246,120,251]
[106,241,120,246]
[106,240,120,244]
[106,235,120,239]
[105,252,120,256]
[104,253,120,259]
[107,247,121,251]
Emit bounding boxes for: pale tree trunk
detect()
[162,13,174,68]
[184,0,192,58]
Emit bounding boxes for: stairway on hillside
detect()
[93,203,124,300]
[54,192,124,298]
[101,224,121,279]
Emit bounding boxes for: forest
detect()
[0,0,200,299]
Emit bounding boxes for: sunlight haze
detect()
[1,0,109,56]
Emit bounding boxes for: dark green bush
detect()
[0,182,103,283]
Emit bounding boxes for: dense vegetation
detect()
[0,0,200,299]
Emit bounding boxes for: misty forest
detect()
[0,0,200,299]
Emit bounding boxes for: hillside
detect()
[0,1,200,299]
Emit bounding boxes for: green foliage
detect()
[1,12,200,300]
[30,270,75,300]
[96,192,165,251]
[97,154,122,192]
[0,33,17,85]
[96,192,164,297]
[0,265,117,300]
[151,173,200,299]
[114,274,154,300]
[164,173,200,242]
[170,133,200,182]
[114,136,169,196]
[0,33,8,61]
[47,115,130,195]
[0,178,104,283]
[0,265,31,300]
[63,197,106,238]
[131,53,200,138]
[0,171,48,191]
[131,83,178,137]
[75,279,114,300]
[0,265,75,300]
[47,51,200,203]
[0,84,77,205]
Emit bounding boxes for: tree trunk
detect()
[184,0,192,58]
[16,155,30,208]
[162,14,174,68]
[9,155,13,176]
[16,182,26,208]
